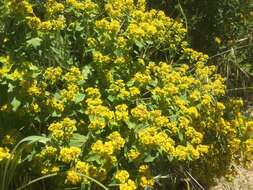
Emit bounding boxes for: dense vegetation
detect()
[0,0,252,189]
[149,0,253,95]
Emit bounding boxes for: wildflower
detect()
[127,149,141,160]
[65,170,81,185]
[115,170,129,183]
[214,37,221,44]
[0,147,11,162]
[119,179,137,190]
[140,176,154,188]
[59,147,81,163]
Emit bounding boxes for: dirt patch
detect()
[210,164,253,190]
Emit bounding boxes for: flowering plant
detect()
[0,0,252,189]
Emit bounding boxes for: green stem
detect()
[17,173,58,190]
[76,172,109,190]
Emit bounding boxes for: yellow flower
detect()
[47,1,65,15]
[65,170,81,185]
[0,147,11,162]
[131,104,149,121]
[214,37,222,44]
[40,146,57,157]
[61,83,79,101]
[88,118,106,130]
[48,118,77,141]
[44,66,62,82]
[46,98,65,112]
[138,165,150,174]
[115,170,129,183]
[85,87,101,98]
[41,165,60,175]
[140,176,154,188]
[108,131,125,151]
[119,179,137,190]
[116,36,127,48]
[76,161,90,174]
[30,103,41,113]
[59,147,81,163]
[115,104,129,122]
[91,140,114,155]
[93,51,111,64]
[127,149,140,160]
[114,57,126,65]
[27,81,41,96]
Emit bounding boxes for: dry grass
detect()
[210,163,253,190]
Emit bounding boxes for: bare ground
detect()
[210,163,253,190]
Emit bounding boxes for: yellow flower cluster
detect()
[63,66,84,82]
[46,0,65,15]
[48,118,77,141]
[0,147,11,162]
[95,19,121,34]
[41,165,60,175]
[138,165,154,188]
[61,83,79,102]
[115,104,129,122]
[119,179,137,190]
[27,81,42,96]
[44,67,62,83]
[115,170,129,183]
[75,161,90,175]
[105,0,137,17]
[85,88,114,126]
[185,127,203,144]
[139,127,175,153]
[26,16,66,31]
[59,146,81,163]
[127,149,141,161]
[40,146,57,158]
[91,132,125,156]
[66,0,97,12]
[2,0,253,188]
[46,98,65,112]
[140,176,154,188]
[113,168,136,189]
[131,104,150,121]
[93,51,111,64]
[65,170,81,185]
[173,144,209,160]
[108,80,140,100]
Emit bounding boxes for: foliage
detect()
[0,0,252,189]
[148,0,253,95]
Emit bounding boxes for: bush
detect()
[148,0,253,95]
[0,0,252,189]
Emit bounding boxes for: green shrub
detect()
[0,0,252,189]
[148,0,253,95]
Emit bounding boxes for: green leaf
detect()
[74,93,85,103]
[144,154,156,163]
[23,135,50,144]
[69,133,88,147]
[107,95,115,102]
[51,111,62,117]
[178,130,184,142]
[75,23,84,31]
[11,97,21,111]
[26,37,42,48]
[8,83,14,92]
[134,39,144,49]
[86,154,102,164]
[126,121,136,129]
[82,65,92,79]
